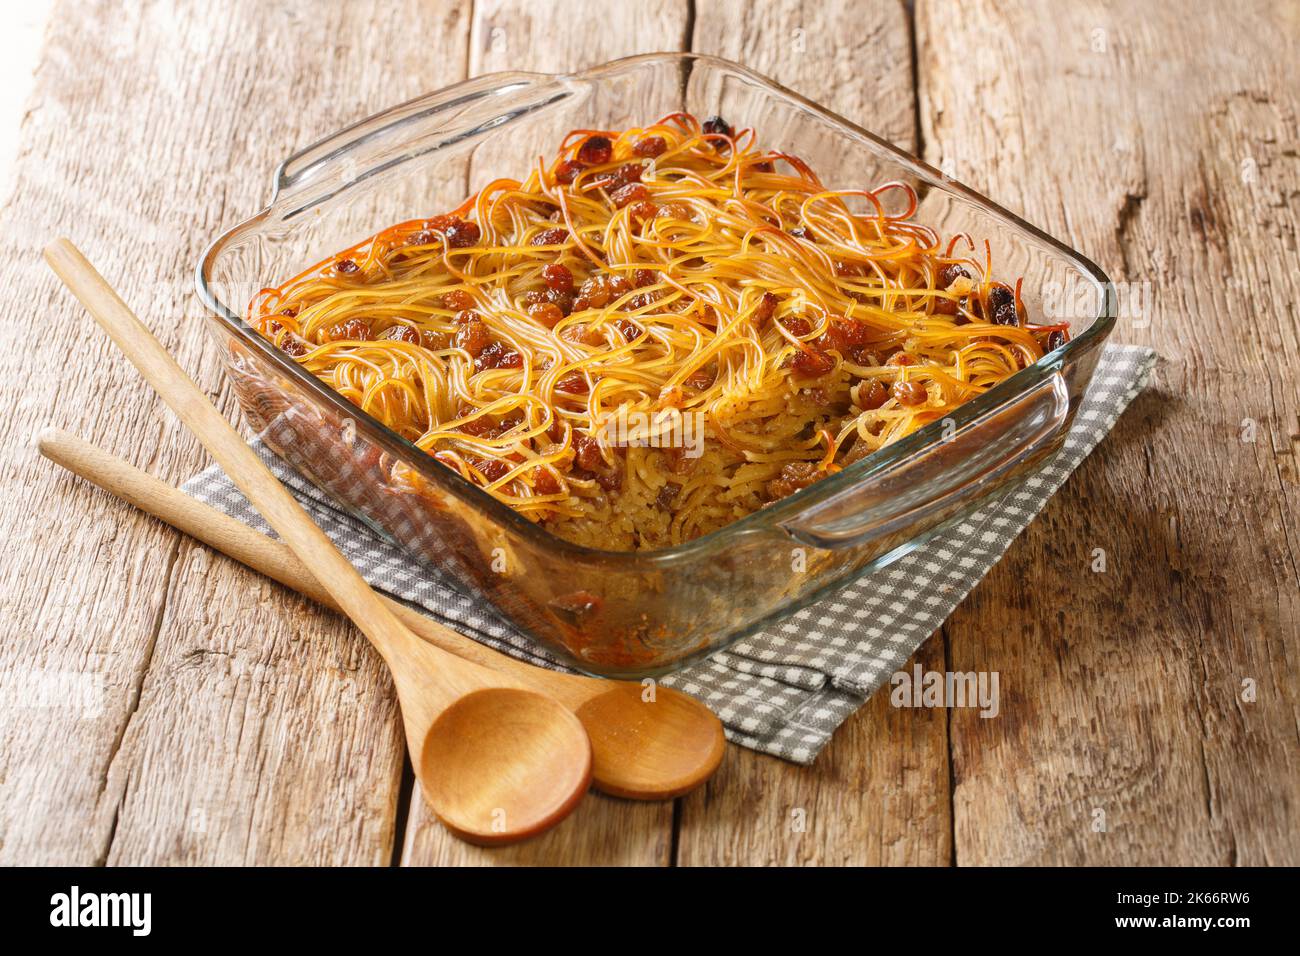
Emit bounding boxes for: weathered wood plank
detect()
[677,640,953,866]
[673,0,954,866]
[397,0,691,866]
[469,0,691,72]
[403,786,672,866]
[690,0,916,150]
[0,0,471,865]
[7,0,1295,869]
[920,0,1300,864]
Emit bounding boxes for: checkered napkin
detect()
[183,343,1155,764]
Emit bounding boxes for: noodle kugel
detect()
[251,113,1067,551]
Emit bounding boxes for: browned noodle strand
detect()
[250,112,1067,551]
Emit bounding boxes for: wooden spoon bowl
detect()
[422,688,591,843]
[575,682,726,800]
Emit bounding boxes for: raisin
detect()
[611,182,651,208]
[426,214,480,248]
[780,316,812,338]
[599,163,644,189]
[326,318,372,341]
[279,306,298,318]
[632,136,667,157]
[655,482,681,508]
[545,288,577,315]
[753,291,779,325]
[628,200,658,222]
[632,268,657,287]
[986,283,1015,313]
[379,324,419,344]
[993,302,1020,326]
[457,405,494,436]
[454,313,489,357]
[656,201,691,221]
[887,352,917,366]
[577,135,613,165]
[790,348,835,377]
[840,437,873,466]
[535,469,562,496]
[528,302,564,328]
[939,263,970,288]
[420,329,447,350]
[542,263,573,292]
[473,458,511,482]
[556,372,589,393]
[440,289,474,311]
[765,461,821,501]
[615,318,642,342]
[335,258,359,275]
[494,411,525,436]
[576,274,629,309]
[576,276,609,309]
[555,160,583,184]
[279,336,308,357]
[476,340,522,370]
[892,381,928,406]
[445,219,480,247]
[531,227,569,247]
[859,379,888,410]
[702,115,733,137]
[574,435,604,471]
[818,316,872,351]
[686,364,717,390]
[1046,329,1067,350]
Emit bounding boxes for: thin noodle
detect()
[250,113,1066,551]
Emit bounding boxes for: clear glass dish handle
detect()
[270,71,557,207]
[780,371,1070,550]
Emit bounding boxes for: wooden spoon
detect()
[37,427,727,799]
[44,239,592,845]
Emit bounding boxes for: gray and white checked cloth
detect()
[183,343,1156,764]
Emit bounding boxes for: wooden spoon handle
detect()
[43,240,442,683]
[35,426,542,678]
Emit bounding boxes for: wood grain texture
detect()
[677,639,953,866]
[2,0,1296,866]
[919,0,1300,864]
[469,0,691,72]
[403,785,672,866]
[690,0,916,150]
[0,0,471,865]
[673,0,955,866]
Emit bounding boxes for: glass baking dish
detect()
[197,53,1115,678]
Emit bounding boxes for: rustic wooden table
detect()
[0,0,1295,867]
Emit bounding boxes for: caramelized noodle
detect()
[251,113,1065,550]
